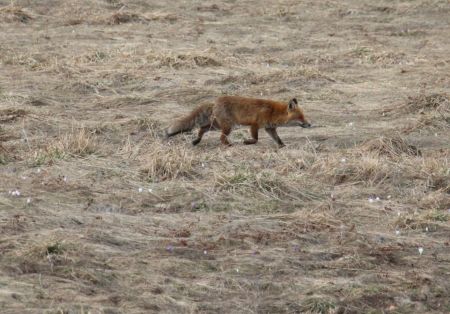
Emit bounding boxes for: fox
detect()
[166,96,311,147]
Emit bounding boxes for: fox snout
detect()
[300,121,311,128]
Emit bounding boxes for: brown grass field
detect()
[1,0,449,313]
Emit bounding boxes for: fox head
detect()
[286,98,311,128]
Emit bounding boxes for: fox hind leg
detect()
[244,124,259,145]
[192,125,211,146]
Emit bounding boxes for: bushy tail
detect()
[166,103,214,137]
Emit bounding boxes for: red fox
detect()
[166,96,311,147]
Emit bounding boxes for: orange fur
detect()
[166,96,310,147]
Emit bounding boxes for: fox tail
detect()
[166,103,214,137]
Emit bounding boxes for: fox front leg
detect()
[265,127,285,147]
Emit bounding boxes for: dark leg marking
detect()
[265,127,285,147]
[191,125,209,146]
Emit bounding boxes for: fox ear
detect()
[288,98,298,110]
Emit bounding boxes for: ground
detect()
[0,0,449,313]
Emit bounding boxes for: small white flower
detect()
[376,197,380,201]
[21,176,27,180]
[418,247,424,255]
[203,250,207,255]
[348,122,354,127]
[27,198,31,204]
[434,133,438,137]
[395,230,400,236]
[148,188,153,193]
[63,176,67,182]
[8,190,12,195]
[397,212,401,216]
[37,168,41,173]
[340,158,346,163]
[425,227,429,232]
[387,195,391,199]
[368,198,374,203]
[201,163,205,168]
[138,187,143,193]
[236,268,239,273]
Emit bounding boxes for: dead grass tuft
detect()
[400,94,450,132]
[32,128,97,165]
[419,191,450,211]
[216,170,287,197]
[105,11,147,25]
[215,169,321,202]
[367,51,407,65]
[394,209,450,231]
[99,10,177,25]
[134,117,163,138]
[358,136,420,158]
[7,239,72,274]
[402,115,450,133]
[406,93,450,113]
[383,93,450,116]
[420,156,450,193]
[0,108,27,123]
[300,296,337,313]
[140,142,198,181]
[148,52,221,69]
[58,128,97,156]
[0,143,17,164]
[74,50,112,64]
[0,5,32,23]
[0,50,52,70]
[310,153,393,185]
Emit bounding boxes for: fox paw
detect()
[243,139,257,145]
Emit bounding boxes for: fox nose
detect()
[301,122,311,128]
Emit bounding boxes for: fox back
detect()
[214,96,309,128]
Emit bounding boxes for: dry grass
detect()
[0,0,449,313]
[0,4,32,23]
[146,51,222,69]
[419,154,450,193]
[405,93,450,113]
[103,11,148,25]
[358,135,421,158]
[0,108,27,123]
[31,127,97,165]
[383,93,450,117]
[310,152,394,185]
[139,142,198,182]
